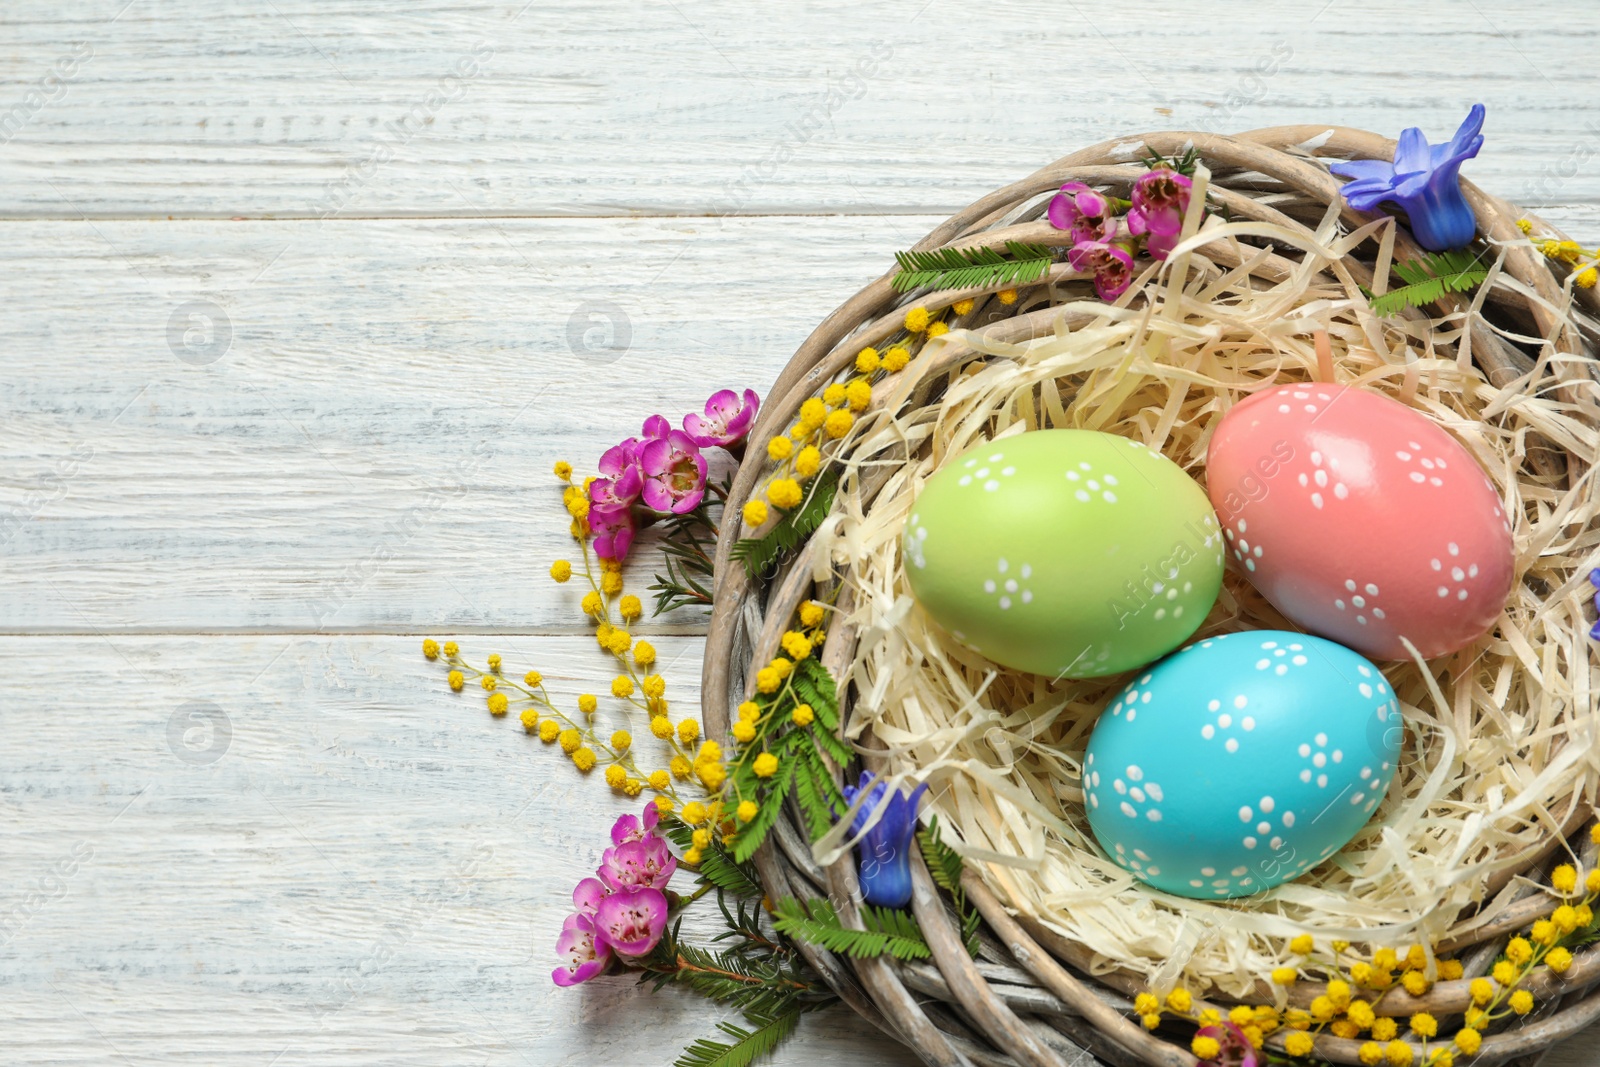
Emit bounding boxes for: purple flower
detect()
[1124,206,1181,261]
[598,835,677,892]
[1046,181,1112,244]
[1068,238,1137,301]
[552,912,612,986]
[590,438,644,510]
[683,388,759,449]
[610,802,661,847]
[1193,1022,1258,1067]
[590,502,636,561]
[1329,104,1485,252]
[592,884,669,957]
[573,876,608,918]
[641,413,673,440]
[638,430,708,514]
[840,772,928,909]
[1130,168,1192,243]
[1588,568,1599,641]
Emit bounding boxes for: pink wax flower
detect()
[638,430,708,514]
[610,802,661,847]
[599,835,677,892]
[573,877,608,918]
[590,502,637,561]
[1130,168,1192,257]
[1068,238,1136,301]
[641,413,673,440]
[591,438,644,509]
[1046,181,1112,245]
[592,885,668,957]
[551,912,612,986]
[683,388,759,449]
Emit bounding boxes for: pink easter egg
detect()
[1205,383,1514,660]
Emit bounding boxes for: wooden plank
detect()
[2,0,1599,219]
[0,213,936,634]
[0,634,915,1065]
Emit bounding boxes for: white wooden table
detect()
[2,2,1596,1063]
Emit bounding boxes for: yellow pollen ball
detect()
[794,445,821,479]
[538,719,560,743]
[487,692,508,716]
[605,765,627,789]
[798,398,827,430]
[845,379,872,412]
[953,298,975,315]
[448,671,464,692]
[1552,864,1579,894]
[677,719,700,745]
[422,639,439,659]
[855,347,880,374]
[742,499,768,527]
[1285,1033,1314,1058]
[634,641,656,667]
[732,720,756,743]
[882,346,910,372]
[1290,934,1315,955]
[791,703,814,727]
[799,602,825,627]
[651,717,673,739]
[1509,990,1534,1015]
[520,708,540,732]
[753,753,779,777]
[670,755,691,779]
[571,747,596,772]
[1359,1042,1384,1066]
[578,694,598,715]
[767,435,793,461]
[766,478,803,510]
[737,700,761,721]
[737,801,759,822]
[904,306,930,332]
[823,409,854,439]
[925,320,949,339]
[997,288,1018,305]
[1454,1029,1482,1056]
[1191,1037,1220,1060]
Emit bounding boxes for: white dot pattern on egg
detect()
[1206,385,1514,661]
[903,430,1225,678]
[1083,630,1401,899]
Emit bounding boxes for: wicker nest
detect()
[702,126,1600,1067]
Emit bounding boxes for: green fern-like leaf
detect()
[891,241,1054,293]
[660,817,766,898]
[1368,249,1490,317]
[771,897,932,960]
[731,469,838,579]
[675,1006,805,1067]
[732,761,796,864]
[917,817,981,958]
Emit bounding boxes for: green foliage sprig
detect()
[731,469,838,579]
[918,816,981,958]
[891,241,1054,293]
[1366,249,1490,317]
[1139,145,1203,177]
[730,654,851,862]
[650,495,720,616]
[771,897,932,960]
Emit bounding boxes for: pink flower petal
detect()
[593,885,668,957]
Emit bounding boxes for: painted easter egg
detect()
[1205,383,1514,660]
[1082,630,1401,899]
[903,429,1224,678]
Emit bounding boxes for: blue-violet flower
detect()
[1329,104,1485,252]
[841,772,928,909]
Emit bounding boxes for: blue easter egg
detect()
[1082,630,1401,899]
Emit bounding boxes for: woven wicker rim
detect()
[702,126,1599,1067]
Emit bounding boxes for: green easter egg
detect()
[903,430,1224,678]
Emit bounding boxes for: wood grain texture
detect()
[4,1,1600,1063]
[0,635,908,1066]
[0,214,934,633]
[0,0,1598,221]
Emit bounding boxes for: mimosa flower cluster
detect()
[1136,825,1600,1066]
[745,298,997,533]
